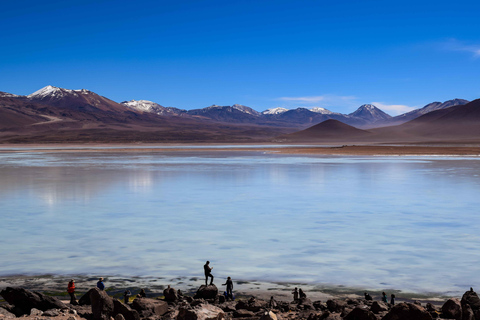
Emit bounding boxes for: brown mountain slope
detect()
[370,99,480,142]
[277,119,372,142]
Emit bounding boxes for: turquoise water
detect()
[0,149,479,295]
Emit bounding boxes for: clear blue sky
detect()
[1,0,480,115]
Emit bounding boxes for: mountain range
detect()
[0,85,476,143]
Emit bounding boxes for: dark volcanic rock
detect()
[233,309,255,317]
[382,302,432,320]
[298,298,314,310]
[90,287,114,320]
[462,302,475,320]
[462,290,480,320]
[194,285,219,300]
[441,298,462,320]
[0,287,66,312]
[113,299,140,320]
[326,299,347,313]
[371,301,389,314]
[79,288,96,305]
[131,297,168,317]
[163,286,178,302]
[235,299,267,312]
[344,307,377,320]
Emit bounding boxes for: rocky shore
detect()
[1,282,479,320]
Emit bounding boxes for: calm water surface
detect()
[1,149,479,295]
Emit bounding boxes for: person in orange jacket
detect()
[67,279,78,305]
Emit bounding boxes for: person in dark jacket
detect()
[292,287,299,301]
[67,279,77,305]
[123,290,131,304]
[390,294,395,305]
[204,261,214,285]
[299,288,306,299]
[97,277,105,290]
[222,277,234,300]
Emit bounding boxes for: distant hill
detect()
[369,99,480,142]
[0,85,477,143]
[277,119,372,142]
[373,99,469,127]
[348,104,392,123]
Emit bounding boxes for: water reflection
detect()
[0,152,480,295]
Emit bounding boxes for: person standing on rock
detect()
[222,276,234,300]
[123,289,131,304]
[97,277,105,290]
[67,279,78,305]
[382,292,388,303]
[390,294,395,305]
[299,288,306,299]
[204,261,214,286]
[292,287,299,301]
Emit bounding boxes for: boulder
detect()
[131,297,168,317]
[115,314,126,320]
[235,299,267,312]
[113,299,140,320]
[30,308,43,316]
[43,309,60,317]
[0,307,16,319]
[233,309,255,318]
[441,298,462,320]
[326,300,347,313]
[90,287,114,320]
[462,303,475,320]
[382,302,432,320]
[0,287,66,312]
[298,298,314,310]
[194,285,219,300]
[462,290,480,320]
[177,304,224,320]
[371,301,389,314]
[344,307,377,320]
[322,312,343,320]
[79,288,96,306]
[425,303,436,312]
[260,311,278,320]
[164,287,178,302]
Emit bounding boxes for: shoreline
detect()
[0,143,480,156]
[0,274,455,306]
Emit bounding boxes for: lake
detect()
[1,147,479,296]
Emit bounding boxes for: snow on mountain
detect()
[417,99,469,115]
[349,104,392,122]
[231,104,261,116]
[27,85,92,101]
[262,107,289,115]
[0,91,21,98]
[309,107,339,115]
[389,99,470,124]
[122,100,186,116]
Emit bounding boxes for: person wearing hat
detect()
[97,277,105,290]
[67,279,78,305]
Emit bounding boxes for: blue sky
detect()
[1,0,480,115]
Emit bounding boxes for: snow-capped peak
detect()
[231,104,261,116]
[122,99,164,112]
[27,85,92,100]
[262,107,289,115]
[0,91,21,98]
[310,107,336,115]
[349,104,391,121]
